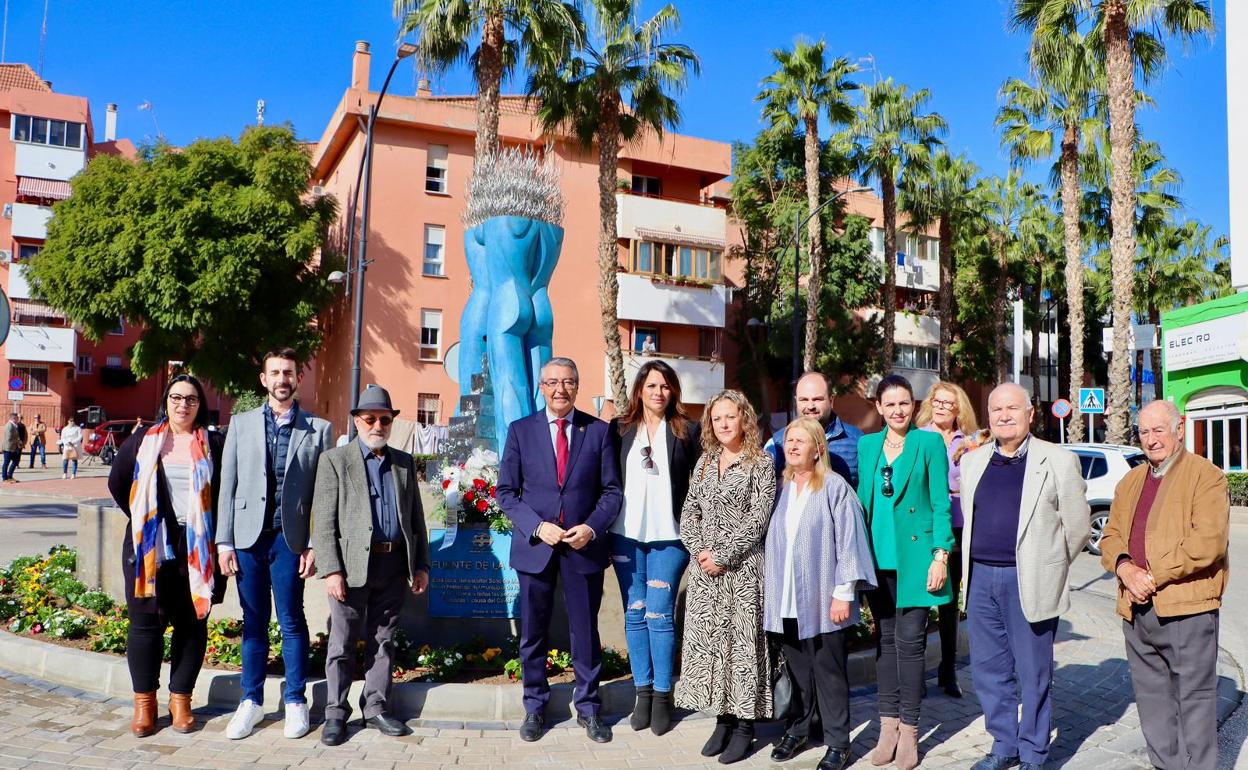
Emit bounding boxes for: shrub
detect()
[77,591,116,616]
[1229,473,1247,507]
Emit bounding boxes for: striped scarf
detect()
[128,420,216,619]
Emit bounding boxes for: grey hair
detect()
[542,357,579,382]
[463,146,564,229]
[1141,400,1182,432]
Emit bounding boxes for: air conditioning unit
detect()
[2,203,11,219]
[311,185,326,197]
[0,250,9,264]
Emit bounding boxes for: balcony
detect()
[894,311,941,346]
[616,192,726,247]
[7,263,31,299]
[617,273,727,327]
[14,142,85,182]
[615,351,725,404]
[10,202,53,240]
[872,248,939,293]
[4,324,75,364]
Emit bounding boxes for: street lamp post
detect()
[789,186,872,387]
[343,42,418,438]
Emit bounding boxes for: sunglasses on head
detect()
[356,414,393,427]
[881,464,895,498]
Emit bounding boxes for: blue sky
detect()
[13,0,1229,237]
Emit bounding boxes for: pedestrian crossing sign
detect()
[1078,387,1105,414]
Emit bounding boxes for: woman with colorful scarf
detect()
[107,374,227,738]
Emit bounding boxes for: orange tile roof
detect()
[425,94,534,117]
[0,64,50,93]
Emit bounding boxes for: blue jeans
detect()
[1,451,17,480]
[968,562,1058,765]
[62,457,78,476]
[609,536,688,692]
[29,438,45,467]
[235,529,309,705]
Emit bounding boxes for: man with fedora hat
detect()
[310,385,431,746]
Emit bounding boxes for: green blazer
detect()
[856,428,954,608]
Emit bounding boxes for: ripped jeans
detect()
[609,536,689,692]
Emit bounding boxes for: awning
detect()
[17,177,72,200]
[11,298,66,322]
[633,226,725,251]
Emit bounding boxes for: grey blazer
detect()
[217,406,333,553]
[960,436,1091,623]
[309,442,430,588]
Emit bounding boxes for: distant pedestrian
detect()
[2,413,21,482]
[915,381,981,699]
[676,389,776,765]
[960,383,1089,770]
[28,415,47,469]
[1101,400,1228,770]
[857,374,953,770]
[106,374,227,738]
[310,385,430,747]
[59,420,83,479]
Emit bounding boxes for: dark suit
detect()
[496,408,622,716]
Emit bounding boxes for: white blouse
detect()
[780,479,858,620]
[611,420,679,542]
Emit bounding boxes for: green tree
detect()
[756,40,858,371]
[996,27,1099,438]
[528,0,699,409]
[395,0,583,159]
[1013,0,1214,443]
[849,77,946,370]
[26,126,339,395]
[899,149,979,379]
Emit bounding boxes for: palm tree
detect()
[899,150,978,379]
[996,28,1098,440]
[528,0,698,409]
[1012,0,1214,443]
[756,40,858,371]
[395,0,583,159]
[849,78,947,371]
[975,171,1041,383]
[1016,195,1064,404]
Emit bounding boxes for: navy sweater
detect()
[969,453,1028,566]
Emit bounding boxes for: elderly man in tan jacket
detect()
[1101,400,1229,770]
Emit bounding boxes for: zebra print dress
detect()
[674,450,776,719]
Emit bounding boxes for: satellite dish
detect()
[442,342,460,384]
[0,288,9,347]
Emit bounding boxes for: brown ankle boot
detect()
[895,722,920,770]
[131,691,157,737]
[168,693,195,733]
[871,716,900,766]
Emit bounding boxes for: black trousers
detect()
[866,570,929,726]
[937,526,963,683]
[127,562,208,694]
[774,618,851,748]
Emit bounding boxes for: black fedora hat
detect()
[351,385,400,416]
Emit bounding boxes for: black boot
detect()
[629,685,653,731]
[701,715,736,757]
[718,719,755,764]
[650,690,673,736]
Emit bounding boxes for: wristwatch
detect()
[932,548,949,564]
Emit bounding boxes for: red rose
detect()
[488,485,496,497]
[463,491,476,503]
[476,499,489,512]
[473,478,487,489]
[441,479,451,490]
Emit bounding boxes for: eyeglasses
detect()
[931,398,956,410]
[168,394,200,407]
[541,378,578,389]
[880,464,894,498]
[640,445,659,476]
[356,415,394,427]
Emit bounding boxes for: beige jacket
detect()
[1100,449,1229,620]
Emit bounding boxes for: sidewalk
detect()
[0,462,111,505]
[0,556,1237,769]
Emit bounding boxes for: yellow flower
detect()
[483,647,501,661]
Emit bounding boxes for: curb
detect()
[0,625,967,724]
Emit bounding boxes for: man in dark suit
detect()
[310,385,430,747]
[496,357,622,744]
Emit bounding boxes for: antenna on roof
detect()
[257,99,266,126]
[37,0,48,77]
[2,0,9,63]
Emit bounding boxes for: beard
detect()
[360,434,388,450]
[268,384,295,403]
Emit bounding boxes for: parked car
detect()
[83,420,151,465]
[1065,443,1148,556]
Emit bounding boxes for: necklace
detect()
[883,434,906,450]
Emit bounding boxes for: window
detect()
[678,247,694,278]
[419,309,443,361]
[699,328,718,358]
[636,241,654,273]
[9,364,48,394]
[634,327,659,353]
[1087,455,1108,479]
[632,240,720,282]
[869,227,885,255]
[105,355,123,368]
[631,175,662,196]
[12,114,84,149]
[109,318,125,336]
[17,244,40,261]
[425,145,449,194]
[423,225,446,276]
[1125,453,1147,469]
[417,393,440,425]
[76,355,93,375]
[893,344,938,371]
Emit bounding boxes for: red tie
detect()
[555,418,569,525]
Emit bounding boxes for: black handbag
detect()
[771,644,795,721]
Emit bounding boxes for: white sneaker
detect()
[225,699,264,740]
[61,473,66,479]
[283,702,310,739]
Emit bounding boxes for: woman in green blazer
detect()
[856,374,953,770]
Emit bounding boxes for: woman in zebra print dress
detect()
[675,390,776,765]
